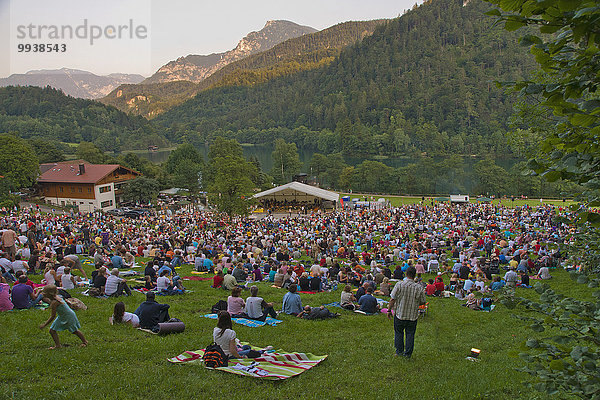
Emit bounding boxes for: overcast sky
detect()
[0,0,421,77]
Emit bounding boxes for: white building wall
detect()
[94,182,116,210]
[46,197,96,213]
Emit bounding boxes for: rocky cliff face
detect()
[144,20,317,84]
[0,68,145,99]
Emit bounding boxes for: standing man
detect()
[387,266,426,359]
[1,227,20,260]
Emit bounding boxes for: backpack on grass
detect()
[211,300,228,314]
[481,298,493,309]
[203,343,228,368]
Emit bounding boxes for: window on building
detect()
[100,200,112,208]
[87,187,92,193]
[78,187,82,193]
[99,186,111,193]
[59,187,63,193]
[70,186,75,192]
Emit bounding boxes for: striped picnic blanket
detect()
[202,313,282,327]
[168,345,327,380]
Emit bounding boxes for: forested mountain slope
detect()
[157,0,536,157]
[0,86,166,151]
[101,20,386,118]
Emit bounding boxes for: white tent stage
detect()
[253,182,339,207]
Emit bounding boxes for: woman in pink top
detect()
[227,287,246,318]
[0,281,14,311]
[415,260,426,275]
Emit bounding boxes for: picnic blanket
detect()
[202,313,282,327]
[168,344,327,380]
[298,291,319,294]
[182,276,213,281]
[191,271,210,275]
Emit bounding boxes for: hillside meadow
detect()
[0,258,583,400]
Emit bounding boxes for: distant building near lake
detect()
[37,160,140,212]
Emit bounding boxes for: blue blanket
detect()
[203,313,282,327]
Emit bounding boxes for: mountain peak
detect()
[144,20,317,84]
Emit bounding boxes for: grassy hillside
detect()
[0,257,583,400]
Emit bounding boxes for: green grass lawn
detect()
[0,262,583,400]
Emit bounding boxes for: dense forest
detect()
[0,86,168,151]
[156,0,537,158]
[100,19,387,118]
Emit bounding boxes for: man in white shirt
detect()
[105,268,132,297]
[244,286,277,321]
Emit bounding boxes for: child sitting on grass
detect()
[39,285,87,349]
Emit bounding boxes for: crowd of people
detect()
[0,200,568,353]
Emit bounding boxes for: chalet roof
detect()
[253,181,339,202]
[38,160,138,184]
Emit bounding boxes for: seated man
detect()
[297,305,339,320]
[355,282,368,301]
[232,264,248,283]
[105,268,132,297]
[110,252,125,269]
[134,292,170,331]
[357,287,379,314]
[10,275,39,309]
[222,270,239,291]
[244,285,277,321]
[536,266,552,280]
[309,275,322,291]
[281,284,303,315]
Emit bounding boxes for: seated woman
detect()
[109,301,140,327]
[213,311,271,359]
[273,268,284,288]
[298,272,310,291]
[379,277,391,296]
[60,267,79,290]
[448,273,459,291]
[465,290,481,310]
[281,284,302,315]
[212,270,224,288]
[227,287,246,318]
[157,270,183,292]
[268,266,277,282]
[338,268,349,285]
[43,264,60,287]
[340,285,356,310]
[252,264,263,282]
[124,251,135,269]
